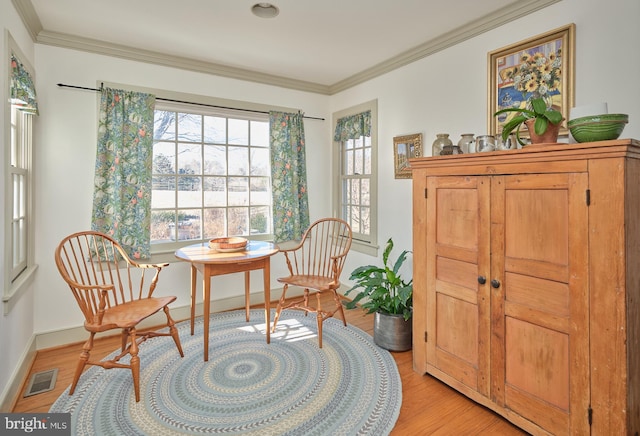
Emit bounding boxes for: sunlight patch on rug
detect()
[50,309,402,435]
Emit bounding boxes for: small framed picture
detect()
[488,24,575,138]
[393,133,422,179]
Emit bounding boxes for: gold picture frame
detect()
[393,133,422,179]
[488,24,575,138]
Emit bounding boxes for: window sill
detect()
[147,250,181,265]
[350,239,379,257]
[3,264,38,314]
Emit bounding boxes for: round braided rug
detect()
[50,309,402,435]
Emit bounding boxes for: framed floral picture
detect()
[393,133,422,179]
[488,24,575,138]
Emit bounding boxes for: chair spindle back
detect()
[286,218,352,283]
[55,231,160,323]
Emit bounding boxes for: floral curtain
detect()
[10,54,38,115]
[333,110,371,142]
[92,87,155,259]
[269,111,310,243]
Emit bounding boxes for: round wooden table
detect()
[175,240,279,361]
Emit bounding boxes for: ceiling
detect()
[18,0,558,94]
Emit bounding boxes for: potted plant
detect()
[494,97,563,145]
[344,238,413,351]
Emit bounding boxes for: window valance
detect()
[10,55,39,115]
[333,110,371,142]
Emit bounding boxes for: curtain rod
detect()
[56,83,325,121]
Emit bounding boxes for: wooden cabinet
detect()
[410,139,640,435]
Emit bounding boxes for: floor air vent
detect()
[24,368,58,397]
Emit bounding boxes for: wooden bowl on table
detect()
[209,237,248,252]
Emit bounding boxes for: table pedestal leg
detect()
[264,260,271,344]
[203,271,211,362]
[245,271,250,322]
[190,265,197,336]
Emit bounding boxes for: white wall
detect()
[2,0,640,410]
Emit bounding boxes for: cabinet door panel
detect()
[492,173,589,435]
[426,176,491,397]
[436,257,478,293]
[436,292,478,363]
[505,188,569,279]
[505,317,569,409]
[506,272,570,318]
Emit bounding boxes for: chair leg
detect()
[333,290,348,326]
[121,329,128,352]
[317,311,323,348]
[70,332,95,396]
[271,284,288,333]
[129,329,141,403]
[303,289,310,317]
[316,293,324,348]
[163,306,184,357]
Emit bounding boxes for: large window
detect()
[333,100,378,256]
[151,103,272,251]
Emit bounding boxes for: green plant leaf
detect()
[392,250,409,275]
[545,109,563,125]
[531,97,547,115]
[382,238,393,266]
[534,117,548,135]
[500,114,528,140]
[493,107,535,117]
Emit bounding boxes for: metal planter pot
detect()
[373,311,412,352]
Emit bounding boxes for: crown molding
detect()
[11,0,43,42]
[329,0,561,94]
[15,0,560,95]
[35,30,332,95]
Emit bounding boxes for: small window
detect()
[332,100,378,256]
[9,106,31,281]
[4,38,38,309]
[341,135,372,239]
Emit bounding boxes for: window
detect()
[342,135,372,236]
[9,105,31,281]
[332,100,378,256]
[151,103,272,252]
[4,38,38,311]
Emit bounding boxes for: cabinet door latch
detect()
[586,189,591,206]
[424,331,428,342]
[588,405,593,426]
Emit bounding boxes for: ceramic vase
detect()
[432,133,453,156]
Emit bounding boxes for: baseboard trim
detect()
[0,334,36,412]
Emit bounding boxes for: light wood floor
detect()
[11,294,527,435]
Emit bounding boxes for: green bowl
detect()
[568,113,629,143]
